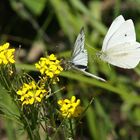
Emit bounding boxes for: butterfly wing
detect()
[101,42,140,68]
[104,20,136,50]
[102,15,125,51]
[71,28,88,69]
[71,28,106,81]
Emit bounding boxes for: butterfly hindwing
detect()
[101,42,140,69]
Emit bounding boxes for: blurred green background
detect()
[0,0,140,139]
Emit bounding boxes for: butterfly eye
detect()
[125,34,127,37]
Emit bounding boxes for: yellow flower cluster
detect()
[58,96,83,118]
[35,54,63,79]
[17,81,47,105]
[0,43,15,65]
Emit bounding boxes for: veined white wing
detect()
[72,27,85,57]
[100,42,140,69]
[102,15,125,51]
[71,28,88,70]
[71,28,106,81]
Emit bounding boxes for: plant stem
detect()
[69,119,74,140]
[22,114,35,140]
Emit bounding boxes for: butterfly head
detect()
[60,58,73,70]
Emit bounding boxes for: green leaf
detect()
[50,0,84,42]
[21,0,47,16]
[0,85,20,121]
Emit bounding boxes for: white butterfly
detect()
[71,28,106,82]
[99,15,140,69]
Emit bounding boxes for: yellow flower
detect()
[49,54,57,60]
[35,54,63,80]
[17,81,47,105]
[0,43,15,65]
[57,96,83,118]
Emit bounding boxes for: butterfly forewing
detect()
[105,20,136,50]
[102,15,125,51]
[71,28,88,68]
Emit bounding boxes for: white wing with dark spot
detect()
[100,15,140,69]
[104,20,136,50]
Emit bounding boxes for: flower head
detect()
[0,43,15,65]
[58,96,83,118]
[17,81,47,105]
[35,54,63,81]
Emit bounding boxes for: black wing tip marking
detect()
[74,65,87,70]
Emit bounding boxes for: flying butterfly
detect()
[99,15,140,69]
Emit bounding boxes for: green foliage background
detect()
[0,0,140,139]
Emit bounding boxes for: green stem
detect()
[41,102,50,139]
[52,117,66,140]
[0,68,10,90]
[69,119,74,139]
[22,114,35,140]
[46,134,50,140]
